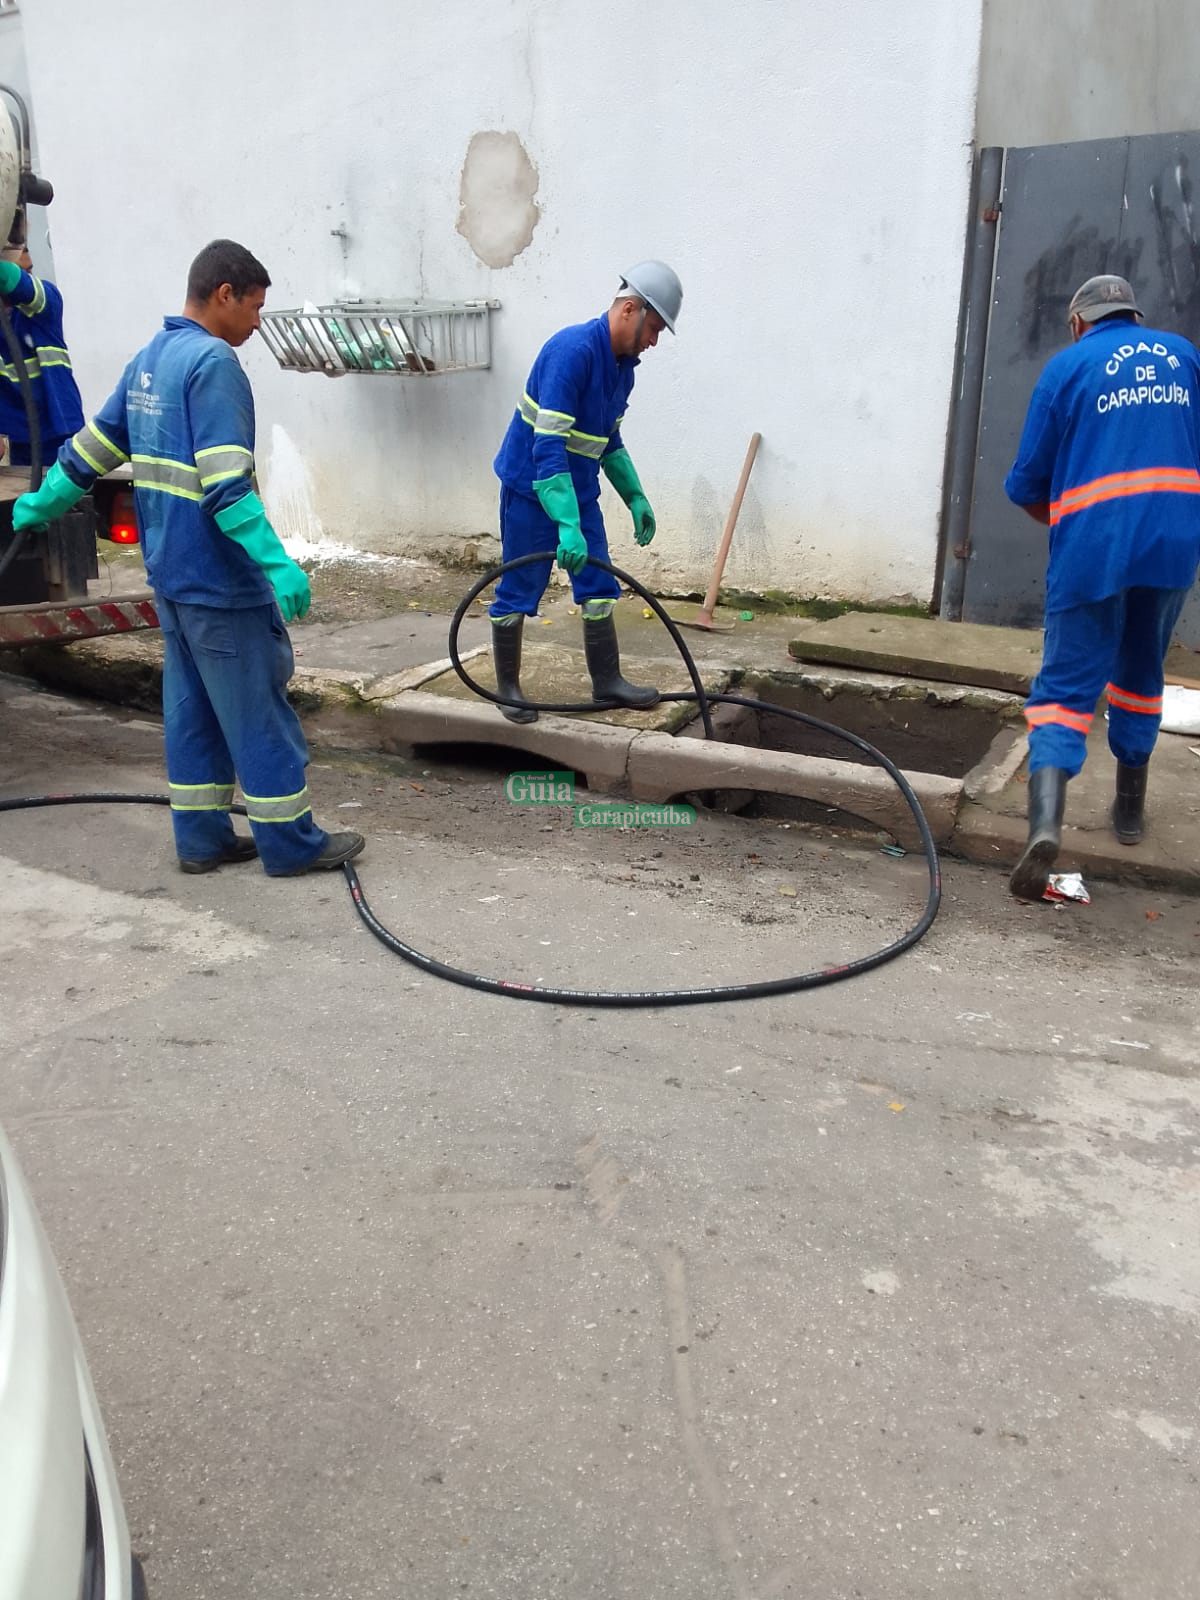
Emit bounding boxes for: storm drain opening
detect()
[668,669,1024,841]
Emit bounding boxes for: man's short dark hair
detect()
[187,239,271,302]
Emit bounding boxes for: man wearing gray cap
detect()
[1004,274,1200,901]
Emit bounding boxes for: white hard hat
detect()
[619,260,682,334]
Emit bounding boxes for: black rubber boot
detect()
[491,619,538,724]
[1009,767,1068,901]
[1112,761,1148,845]
[178,835,259,875]
[277,831,365,877]
[582,614,660,709]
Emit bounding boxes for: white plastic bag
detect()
[1160,684,1200,736]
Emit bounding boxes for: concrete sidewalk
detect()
[8,592,1200,893]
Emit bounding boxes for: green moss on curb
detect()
[715,588,932,621]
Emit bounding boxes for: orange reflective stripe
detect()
[1025,703,1094,734]
[1106,682,1163,715]
[1050,466,1200,525]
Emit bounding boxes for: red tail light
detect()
[100,487,139,545]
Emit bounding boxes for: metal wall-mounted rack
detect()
[257,299,500,377]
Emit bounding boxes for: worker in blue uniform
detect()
[10,239,364,878]
[0,239,84,466]
[489,260,683,724]
[1004,274,1200,900]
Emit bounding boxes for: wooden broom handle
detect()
[700,432,762,618]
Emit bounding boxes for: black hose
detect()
[0,296,44,586]
[448,552,716,739]
[0,555,942,1008]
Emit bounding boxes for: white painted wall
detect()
[21,0,980,605]
[978,0,1200,148]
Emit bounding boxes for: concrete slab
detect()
[786,611,1200,697]
[416,634,730,736]
[291,608,489,674]
[788,614,1045,694]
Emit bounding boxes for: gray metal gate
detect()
[941,131,1200,645]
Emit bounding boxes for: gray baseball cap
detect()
[1068,274,1142,323]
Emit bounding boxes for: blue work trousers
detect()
[158,597,328,874]
[489,486,622,616]
[1026,587,1190,776]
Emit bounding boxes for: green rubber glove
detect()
[533,471,588,574]
[0,260,22,296]
[602,447,656,546]
[214,491,311,622]
[12,462,86,533]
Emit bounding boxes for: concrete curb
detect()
[374,689,638,789]
[11,631,1199,891]
[952,801,1200,894]
[372,691,961,848]
[625,731,960,847]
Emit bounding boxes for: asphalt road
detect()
[2,669,1198,1600]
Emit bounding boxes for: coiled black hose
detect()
[340,552,941,1005]
[0,554,942,1008]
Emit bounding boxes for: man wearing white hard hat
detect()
[489,260,682,723]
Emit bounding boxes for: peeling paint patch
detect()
[457,130,541,268]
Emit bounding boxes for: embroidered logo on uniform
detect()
[139,370,152,390]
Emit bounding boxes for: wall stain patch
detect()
[457,131,541,268]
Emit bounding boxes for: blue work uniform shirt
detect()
[0,269,85,444]
[58,316,270,608]
[1005,315,1200,612]
[494,313,637,502]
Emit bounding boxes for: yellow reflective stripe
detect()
[6,348,75,378]
[195,445,254,487]
[534,412,572,437]
[72,421,129,474]
[132,455,203,500]
[168,781,235,810]
[518,392,610,458]
[132,480,204,503]
[16,277,46,317]
[242,787,312,824]
[132,453,201,478]
[565,435,607,460]
[0,358,41,382]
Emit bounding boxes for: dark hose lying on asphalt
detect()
[0,554,942,1008]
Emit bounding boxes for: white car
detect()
[0,1121,146,1598]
